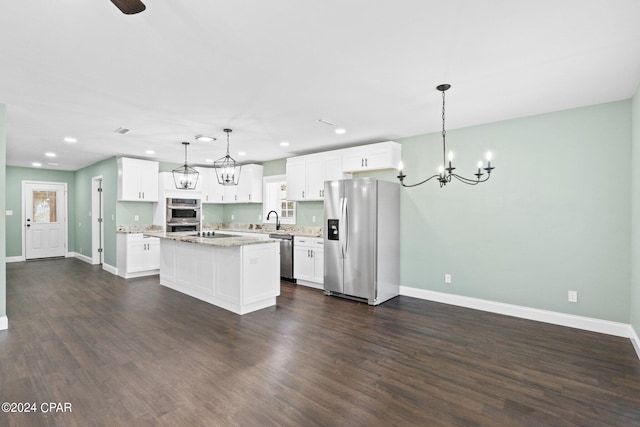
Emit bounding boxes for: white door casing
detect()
[23,181,68,259]
[91,176,104,265]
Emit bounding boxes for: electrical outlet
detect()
[112,214,115,221]
[134,215,139,222]
[312,215,316,223]
[231,214,235,220]
[444,274,452,284]
[258,214,262,221]
[568,291,578,303]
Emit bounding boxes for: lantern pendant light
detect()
[172,142,199,190]
[214,129,241,186]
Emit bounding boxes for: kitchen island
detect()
[145,232,280,315]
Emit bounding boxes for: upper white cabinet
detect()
[222,164,263,203]
[196,167,225,204]
[117,157,159,202]
[286,153,350,201]
[341,141,401,172]
[158,171,202,198]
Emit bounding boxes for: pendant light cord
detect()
[442,89,446,168]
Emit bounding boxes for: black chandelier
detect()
[214,128,241,186]
[172,142,199,190]
[397,84,495,188]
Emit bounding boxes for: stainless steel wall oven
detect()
[166,198,201,232]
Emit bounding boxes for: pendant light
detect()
[397,84,495,188]
[214,128,241,186]
[172,142,199,190]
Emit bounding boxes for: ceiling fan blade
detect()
[110,0,146,15]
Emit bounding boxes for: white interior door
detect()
[24,182,67,259]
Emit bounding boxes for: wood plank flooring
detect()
[1,258,640,426]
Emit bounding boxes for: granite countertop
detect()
[118,223,323,238]
[203,223,323,238]
[117,225,163,234]
[143,231,277,247]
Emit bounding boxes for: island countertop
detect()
[143,231,276,247]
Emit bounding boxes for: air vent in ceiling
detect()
[114,127,131,135]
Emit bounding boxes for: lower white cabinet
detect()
[293,236,324,288]
[117,233,160,278]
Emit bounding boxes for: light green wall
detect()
[74,157,118,266]
[116,202,154,226]
[399,100,632,323]
[631,85,640,332]
[0,104,6,320]
[202,204,224,224]
[262,158,286,176]
[222,203,263,223]
[5,167,76,257]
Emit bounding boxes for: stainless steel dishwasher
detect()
[269,233,295,281]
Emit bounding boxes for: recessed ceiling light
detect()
[114,127,131,135]
[64,137,77,143]
[32,162,42,167]
[45,152,56,158]
[195,135,216,142]
[238,151,246,156]
[47,162,59,166]
[280,141,289,147]
[205,158,214,163]
[335,128,346,135]
[145,150,155,155]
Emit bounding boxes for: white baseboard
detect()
[630,326,640,360]
[0,316,7,330]
[5,256,24,263]
[73,252,94,264]
[102,263,117,275]
[400,286,632,339]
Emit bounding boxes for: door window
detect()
[33,191,58,223]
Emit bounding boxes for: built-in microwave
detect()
[166,198,201,232]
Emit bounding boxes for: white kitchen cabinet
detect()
[117,233,160,278]
[117,157,159,201]
[197,167,225,204]
[286,153,350,201]
[222,164,263,203]
[341,141,401,172]
[293,236,324,288]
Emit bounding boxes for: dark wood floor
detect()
[2,259,640,426]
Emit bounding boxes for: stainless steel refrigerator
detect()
[324,178,400,305]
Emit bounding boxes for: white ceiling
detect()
[1,0,639,171]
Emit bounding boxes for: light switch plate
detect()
[5,210,13,216]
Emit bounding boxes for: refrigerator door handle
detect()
[339,197,346,258]
[343,197,349,255]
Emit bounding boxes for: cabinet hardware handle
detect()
[365,158,368,167]
[235,195,237,201]
[361,158,364,167]
[249,194,251,201]
[302,190,305,198]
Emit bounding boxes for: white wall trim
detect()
[102,263,117,275]
[0,316,8,330]
[400,286,632,338]
[630,326,640,360]
[73,252,94,265]
[5,256,24,263]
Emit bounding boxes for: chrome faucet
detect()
[266,210,280,230]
